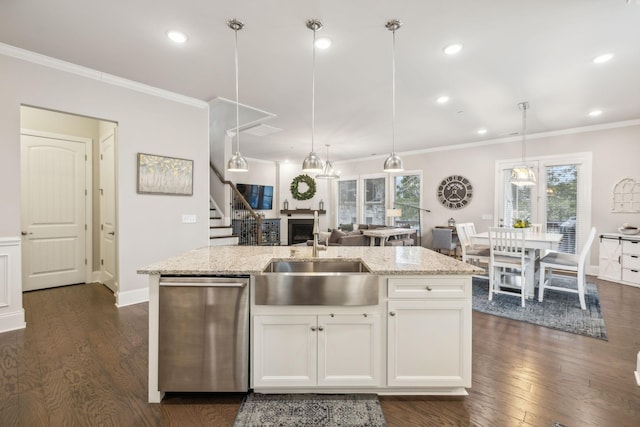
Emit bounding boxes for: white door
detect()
[100,127,117,292]
[21,132,88,291]
[317,314,380,387]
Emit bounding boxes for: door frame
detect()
[20,128,93,287]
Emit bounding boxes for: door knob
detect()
[108,231,115,236]
[21,231,32,236]
[389,312,396,316]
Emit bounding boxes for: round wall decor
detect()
[290,174,317,201]
[437,175,473,209]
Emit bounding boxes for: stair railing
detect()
[210,161,262,245]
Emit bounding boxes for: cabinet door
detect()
[252,315,316,387]
[317,314,381,387]
[598,238,622,281]
[387,300,471,388]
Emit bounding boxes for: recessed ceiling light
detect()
[588,109,603,117]
[315,37,332,49]
[167,30,188,43]
[477,128,488,135]
[443,43,463,55]
[436,95,450,104]
[592,53,613,64]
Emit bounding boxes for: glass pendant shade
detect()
[227,150,249,172]
[316,144,339,179]
[510,166,536,186]
[509,101,535,186]
[383,153,404,172]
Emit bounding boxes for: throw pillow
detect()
[329,229,346,244]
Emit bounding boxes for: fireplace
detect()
[288,219,314,245]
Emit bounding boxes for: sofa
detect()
[307,224,416,247]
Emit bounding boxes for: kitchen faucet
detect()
[312,210,326,257]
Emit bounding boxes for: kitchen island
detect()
[139,245,482,403]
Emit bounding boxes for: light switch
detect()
[182,214,197,223]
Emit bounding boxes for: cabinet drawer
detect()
[622,254,640,270]
[622,239,640,256]
[388,277,469,299]
[622,268,640,285]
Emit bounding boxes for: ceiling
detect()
[2,0,639,164]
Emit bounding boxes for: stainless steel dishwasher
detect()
[158,276,249,392]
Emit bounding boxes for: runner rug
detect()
[233,393,387,427]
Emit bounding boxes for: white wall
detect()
[335,123,640,266]
[0,52,209,309]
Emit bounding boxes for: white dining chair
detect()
[530,223,543,233]
[455,223,489,269]
[538,227,597,310]
[488,227,530,307]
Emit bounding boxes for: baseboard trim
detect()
[0,309,26,333]
[116,287,149,307]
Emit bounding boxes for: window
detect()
[391,173,422,228]
[362,176,386,225]
[496,153,592,254]
[337,179,358,226]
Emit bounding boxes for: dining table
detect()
[361,227,415,246]
[470,230,563,298]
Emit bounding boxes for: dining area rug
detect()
[233,393,387,427]
[472,276,608,340]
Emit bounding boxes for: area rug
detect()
[233,393,387,427]
[472,276,607,340]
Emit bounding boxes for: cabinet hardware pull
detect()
[632,255,639,259]
[426,286,433,291]
[363,313,368,317]
[632,270,639,273]
[330,313,334,317]
[311,326,317,331]
[389,312,396,316]
[318,326,324,331]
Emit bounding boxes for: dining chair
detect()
[455,223,489,268]
[488,227,530,307]
[538,227,597,310]
[432,228,458,257]
[530,223,543,233]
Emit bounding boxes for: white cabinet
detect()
[253,313,380,388]
[599,233,640,287]
[386,277,471,389]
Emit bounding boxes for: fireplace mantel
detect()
[280,209,326,217]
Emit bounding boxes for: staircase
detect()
[209,205,239,246]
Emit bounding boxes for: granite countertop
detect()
[138,245,483,276]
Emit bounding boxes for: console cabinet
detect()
[598,233,640,287]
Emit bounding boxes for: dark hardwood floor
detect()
[0,278,638,426]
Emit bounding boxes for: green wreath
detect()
[290,174,316,201]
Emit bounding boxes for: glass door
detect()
[496,153,592,254]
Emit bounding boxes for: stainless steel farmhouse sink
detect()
[255,260,377,306]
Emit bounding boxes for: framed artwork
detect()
[137,153,193,196]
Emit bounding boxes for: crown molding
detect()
[0,42,208,109]
[335,118,640,165]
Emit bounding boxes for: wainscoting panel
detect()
[0,237,26,332]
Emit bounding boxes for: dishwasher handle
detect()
[160,281,247,288]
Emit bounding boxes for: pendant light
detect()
[510,101,536,186]
[226,18,249,172]
[383,19,404,172]
[316,144,340,180]
[302,19,324,173]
